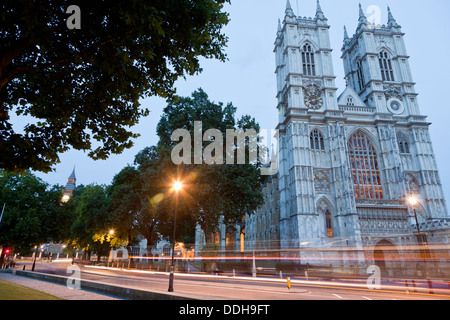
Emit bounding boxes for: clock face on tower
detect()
[304,92,323,110]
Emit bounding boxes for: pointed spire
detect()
[69,165,76,180]
[344,25,349,41]
[316,0,323,14]
[315,0,326,20]
[359,3,365,18]
[358,3,368,24]
[276,18,282,39]
[342,25,351,50]
[387,6,399,27]
[285,0,295,18]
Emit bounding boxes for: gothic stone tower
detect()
[275,1,449,271]
[62,167,76,201]
[275,1,363,263]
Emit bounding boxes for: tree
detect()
[156,89,267,244]
[0,170,75,263]
[134,146,197,246]
[108,165,142,260]
[109,146,196,263]
[70,184,116,260]
[0,0,230,173]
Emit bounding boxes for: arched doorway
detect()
[373,240,401,277]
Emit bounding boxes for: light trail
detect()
[84,265,450,298]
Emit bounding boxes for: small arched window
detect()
[302,44,316,76]
[379,50,394,82]
[325,210,333,238]
[226,227,235,251]
[310,129,325,151]
[211,228,221,245]
[398,133,410,154]
[346,96,355,106]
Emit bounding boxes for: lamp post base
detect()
[168,268,174,292]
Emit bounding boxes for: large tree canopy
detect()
[156,89,267,243]
[0,170,75,253]
[0,0,230,173]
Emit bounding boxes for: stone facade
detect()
[194,2,449,277]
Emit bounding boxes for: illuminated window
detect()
[325,210,333,238]
[225,227,235,251]
[379,50,394,82]
[211,228,221,245]
[348,131,383,200]
[302,44,316,76]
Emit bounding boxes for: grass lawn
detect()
[0,279,62,300]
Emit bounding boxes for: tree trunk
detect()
[126,229,133,267]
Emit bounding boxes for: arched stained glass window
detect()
[302,44,316,76]
[310,129,325,151]
[379,50,394,82]
[348,131,384,200]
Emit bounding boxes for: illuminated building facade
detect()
[194,2,449,276]
[249,1,449,274]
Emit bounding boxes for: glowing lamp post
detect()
[408,196,433,293]
[168,180,183,293]
[408,197,420,233]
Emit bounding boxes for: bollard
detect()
[287,277,291,290]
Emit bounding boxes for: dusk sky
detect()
[22,0,450,204]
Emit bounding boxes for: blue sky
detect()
[30,0,450,205]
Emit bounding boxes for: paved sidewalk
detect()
[0,272,122,300]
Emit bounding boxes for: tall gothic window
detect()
[356,60,365,90]
[379,50,394,82]
[302,44,316,76]
[310,129,325,151]
[398,133,410,154]
[325,210,333,238]
[348,131,384,200]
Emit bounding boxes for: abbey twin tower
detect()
[243,1,450,274]
[194,1,450,275]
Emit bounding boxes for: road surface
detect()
[19,261,450,301]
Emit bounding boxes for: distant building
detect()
[62,167,76,202]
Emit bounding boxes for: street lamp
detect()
[408,196,433,293]
[168,180,183,293]
[31,246,37,272]
[408,196,420,233]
